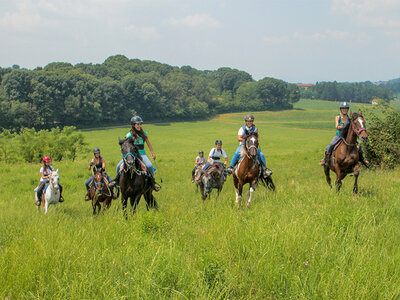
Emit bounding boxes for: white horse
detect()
[38,169,61,214]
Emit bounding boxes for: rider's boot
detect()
[59,190,64,202]
[226,164,235,175]
[150,175,161,192]
[113,173,120,186]
[84,190,90,201]
[261,164,272,178]
[320,145,334,166]
[319,151,328,166]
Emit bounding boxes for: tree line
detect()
[0,55,300,130]
[301,81,392,103]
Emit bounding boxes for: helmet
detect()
[244,114,255,121]
[130,116,143,125]
[199,150,204,154]
[339,102,349,109]
[93,147,100,154]
[215,139,222,145]
[42,156,51,162]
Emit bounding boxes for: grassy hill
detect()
[1,99,399,298]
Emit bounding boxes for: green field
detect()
[1,99,400,299]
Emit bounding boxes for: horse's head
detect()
[119,137,139,168]
[202,165,223,195]
[50,169,59,190]
[93,171,104,191]
[245,134,259,159]
[351,110,368,143]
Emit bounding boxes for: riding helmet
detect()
[339,102,350,109]
[199,150,204,154]
[93,147,100,154]
[244,114,255,121]
[130,116,143,125]
[42,156,51,162]
[215,139,222,145]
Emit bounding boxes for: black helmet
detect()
[130,116,143,125]
[199,150,204,154]
[215,139,222,145]
[244,114,255,121]
[339,102,349,109]
[93,147,100,154]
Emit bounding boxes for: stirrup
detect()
[154,183,161,192]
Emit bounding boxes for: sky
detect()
[0,0,399,83]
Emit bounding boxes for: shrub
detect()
[0,126,87,163]
[362,101,400,168]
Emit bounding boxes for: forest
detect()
[0,55,300,130]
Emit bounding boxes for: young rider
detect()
[35,156,64,206]
[191,150,207,183]
[227,114,271,177]
[320,102,369,166]
[84,147,115,201]
[114,116,161,192]
[203,140,228,176]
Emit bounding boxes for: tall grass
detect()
[1,99,400,298]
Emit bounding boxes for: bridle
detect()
[120,146,147,177]
[343,116,367,146]
[245,136,258,159]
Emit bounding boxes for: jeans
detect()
[326,135,341,150]
[229,146,266,167]
[203,161,225,171]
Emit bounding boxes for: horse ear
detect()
[118,137,124,145]
[358,109,362,115]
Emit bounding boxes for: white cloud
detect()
[126,25,160,40]
[264,30,352,44]
[168,14,222,28]
[331,0,400,28]
[0,11,50,30]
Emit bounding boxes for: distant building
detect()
[371,98,382,105]
[297,83,315,90]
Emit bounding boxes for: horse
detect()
[193,164,205,193]
[233,134,275,207]
[324,110,368,193]
[38,169,61,214]
[88,170,117,215]
[199,163,225,201]
[118,137,158,217]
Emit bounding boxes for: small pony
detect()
[88,170,117,215]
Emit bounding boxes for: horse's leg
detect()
[236,182,243,206]
[335,170,343,192]
[144,190,158,210]
[324,165,332,188]
[121,193,128,218]
[200,184,206,201]
[353,164,360,194]
[246,182,256,207]
[131,195,141,214]
[44,197,49,214]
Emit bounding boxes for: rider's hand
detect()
[88,166,91,170]
[224,161,227,166]
[151,152,156,160]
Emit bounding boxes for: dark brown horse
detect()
[88,170,115,215]
[119,137,157,217]
[233,134,275,207]
[324,110,368,193]
[199,163,225,201]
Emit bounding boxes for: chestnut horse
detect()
[119,137,157,217]
[88,170,116,215]
[324,110,368,193]
[233,134,275,207]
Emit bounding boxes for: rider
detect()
[191,150,206,183]
[84,147,115,201]
[227,114,271,177]
[114,115,161,192]
[203,140,228,178]
[34,156,64,206]
[319,102,369,166]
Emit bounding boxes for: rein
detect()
[343,119,367,147]
[121,150,147,177]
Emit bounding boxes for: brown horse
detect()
[199,163,225,201]
[324,110,368,193]
[88,171,115,215]
[233,134,275,207]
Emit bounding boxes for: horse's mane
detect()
[340,123,350,138]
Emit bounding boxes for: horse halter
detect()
[351,118,367,136]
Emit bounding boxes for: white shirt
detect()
[40,165,54,182]
[196,156,207,164]
[208,148,227,163]
[238,126,258,145]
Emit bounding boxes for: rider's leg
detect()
[36,180,46,205]
[84,176,93,201]
[192,167,197,182]
[141,154,161,191]
[323,136,340,166]
[59,184,64,202]
[203,161,211,171]
[113,160,124,184]
[228,146,241,170]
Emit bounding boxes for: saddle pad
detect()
[43,182,50,194]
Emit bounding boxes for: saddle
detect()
[119,160,148,175]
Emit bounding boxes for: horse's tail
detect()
[258,175,276,191]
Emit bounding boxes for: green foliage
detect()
[300,81,392,103]
[0,56,299,130]
[0,126,87,163]
[362,102,400,168]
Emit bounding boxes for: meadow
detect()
[1,99,400,299]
